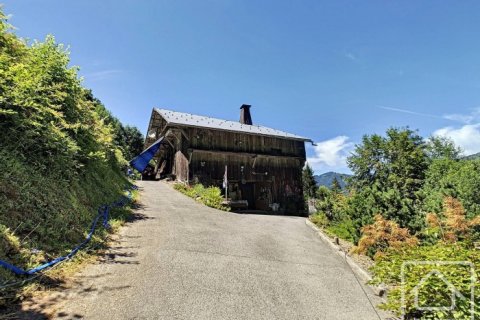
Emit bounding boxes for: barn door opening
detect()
[240,183,255,209]
[157,144,174,179]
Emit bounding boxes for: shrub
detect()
[201,186,226,210]
[311,185,359,242]
[310,212,329,227]
[353,214,418,259]
[326,219,357,243]
[310,211,357,242]
[174,183,229,211]
[190,184,206,198]
[371,243,480,319]
[425,197,480,244]
[315,186,349,221]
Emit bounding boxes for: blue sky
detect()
[4,1,480,173]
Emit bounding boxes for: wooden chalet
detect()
[144,105,313,215]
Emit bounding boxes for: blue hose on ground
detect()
[0,185,137,276]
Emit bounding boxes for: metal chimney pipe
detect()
[240,104,252,125]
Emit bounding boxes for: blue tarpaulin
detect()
[130,137,164,172]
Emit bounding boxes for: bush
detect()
[326,219,357,243]
[174,183,229,211]
[311,185,359,242]
[353,214,418,260]
[424,197,480,244]
[315,186,349,221]
[201,186,226,209]
[371,244,480,319]
[310,212,329,227]
[310,211,356,242]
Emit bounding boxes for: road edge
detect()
[305,219,387,297]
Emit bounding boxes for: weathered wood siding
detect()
[184,128,306,214]
[189,151,304,211]
[185,127,305,158]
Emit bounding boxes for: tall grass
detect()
[0,149,129,280]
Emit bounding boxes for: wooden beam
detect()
[188,148,303,161]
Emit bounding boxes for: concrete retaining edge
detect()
[305,219,386,298]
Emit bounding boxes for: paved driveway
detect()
[54,181,387,320]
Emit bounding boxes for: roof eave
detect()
[153,107,313,143]
[165,122,312,142]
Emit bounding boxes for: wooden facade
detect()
[144,107,311,215]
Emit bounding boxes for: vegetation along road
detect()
[52,181,388,320]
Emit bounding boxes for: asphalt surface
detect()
[54,181,388,320]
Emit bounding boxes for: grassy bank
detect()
[0,149,136,307]
[0,8,142,310]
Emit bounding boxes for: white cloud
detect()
[433,123,480,155]
[443,107,480,124]
[307,136,354,174]
[443,114,473,123]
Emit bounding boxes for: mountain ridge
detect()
[463,152,480,160]
[313,171,351,189]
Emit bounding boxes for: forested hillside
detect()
[313,172,350,189]
[0,8,143,296]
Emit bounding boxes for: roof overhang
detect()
[150,107,314,144]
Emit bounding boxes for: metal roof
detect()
[154,108,312,142]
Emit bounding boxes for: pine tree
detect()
[331,177,342,193]
[302,164,317,199]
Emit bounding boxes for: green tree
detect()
[117,125,144,160]
[85,90,144,161]
[302,164,317,199]
[331,177,342,193]
[315,186,333,217]
[421,158,480,219]
[425,136,462,160]
[316,185,331,201]
[347,127,429,230]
